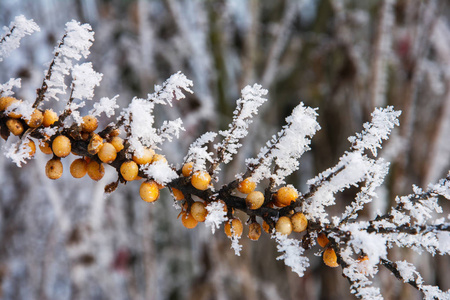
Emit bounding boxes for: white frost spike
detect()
[229,233,243,256]
[0,15,40,61]
[89,95,119,118]
[273,232,309,277]
[348,106,401,156]
[148,71,193,106]
[0,78,21,96]
[214,84,268,165]
[3,139,33,167]
[184,132,217,172]
[4,100,34,122]
[205,201,227,234]
[246,103,320,185]
[143,161,178,185]
[44,20,94,101]
[158,118,185,142]
[71,63,102,100]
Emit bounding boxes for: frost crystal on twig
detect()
[0,15,39,61]
[184,132,217,172]
[205,201,227,234]
[273,232,309,277]
[0,78,21,97]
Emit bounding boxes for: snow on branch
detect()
[184,132,217,172]
[71,62,102,100]
[212,84,268,171]
[0,15,39,61]
[245,102,320,185]
[348,106,401,156]
[273,232,310,277]
[0,78,21,97]
[147,71,193,106]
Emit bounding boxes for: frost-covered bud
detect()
[6,118,24,136]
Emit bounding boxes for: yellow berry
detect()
[182,162,194,177]
[291,212,308,233]
[39,140,53,154]
[0,96,19,111]
[132,148,155,165]
[52,135,71,158]
[120,161,139,181]
[191,170,211,191]
[70,158,88,178]
[87,160,105,181]
[97,142,117,163]
[42,109,58,127]
[152,153,167,164]
[88,133,103,155]
[190,202,207,222]
[181,212,198,229]
[248,222,262,241]
[224,218,243,238]
[7,100,22,118]
[237,178,256,194]
[275,216,293,235]
[25,109,43,128]
[110,136,124,152]
[317,233,329,248]
[6,118,24,136]
[275,186,299,207]
[45,158,63,180]
[109,129,120,137]
[323,248,339,267]
[262,220,271,233]
[25,139,36,157]
[246,191,264,210]
[81,115,98,133]
[171,188,184,200]
[139,181,160,203]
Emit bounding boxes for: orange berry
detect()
[276,186,299,207]
[224,218,243,238]
[120,161,139,181]
[132,148,155,165]
[42,109,58,127]
[7,100,22,118]
[110,136,124,152]
[45,158,63,180]
[70,158,88,178]
[191,170,211,191]
[6,118,24,136]
[109,129,120,137]
[52,135,71,158]
[86,160,105,181]
[323,248,339,267]
[39,141,53,154]
[237,178,256,194]
[181,212,198,229]
[171,188,184,200]
[0,96,19,111]
[248,222,262,241]
[182,162,194,177]
[81,115,98,133]
[97,142,117,163]
[291,212,308,232]
[88,134,103,155]
[151,154,167,164]
[25,109,43,128]
[317,233,329,248]
[190,202,207,222]
[139,181,160,203]
[25,139,36,157]
[275,216,293,235]
[262,220,271,233]
[246,191,264,210]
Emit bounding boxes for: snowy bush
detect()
[2,13,450,300]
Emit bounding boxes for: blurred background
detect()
[1,0,450,299]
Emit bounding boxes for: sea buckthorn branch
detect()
[2,16,450,300]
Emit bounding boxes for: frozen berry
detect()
[70,158,88,178]
[46,158,63,180]
[291,212,308,232]
[275,216,293,235]
[52,135,71,158]
[139,181,160,203]
[120,161,139,181]
[190,202,207,222]
[248,222,262,241]
[132,148,155,165]
[224,218,243,238]
[39,140,53,154]
[25,139,36,157]
[0,96,18,111]
[246,191,264,210]
[275,186,299,207]
[6,118,24,136]
[191,170,211,191]
[171,188,184,201]
[323,248,339,268]
[182,162,194,177]
[87,160,105,181]
[237,178,256,194]
[317,233,329,248]
[181,212,198,229]
[88,134,103,155]
[42,109,58,127]
[98,142,117,163]
[25,109,43,128]
[81,115,98,133]
[110,136,124,152]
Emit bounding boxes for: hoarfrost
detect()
[273,232,309,277]
[0,15,39,61]
[205,201,227,234]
